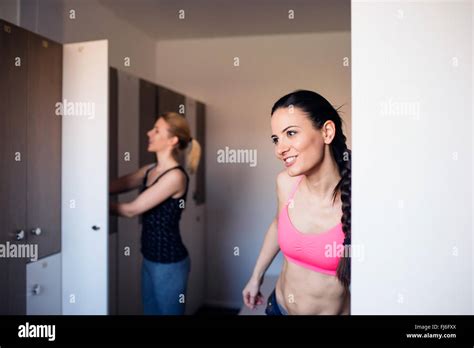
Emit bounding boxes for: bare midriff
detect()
[275,259,350,315]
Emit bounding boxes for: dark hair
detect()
[271,90,351,291]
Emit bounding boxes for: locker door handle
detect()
[92,225,101,231]
[31,227,42,236]
[16,230,25,241]
[32,284,42,296]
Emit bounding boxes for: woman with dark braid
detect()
[242,90,351,315]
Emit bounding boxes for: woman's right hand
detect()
[242,277,264,310]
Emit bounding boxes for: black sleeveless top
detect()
[140,163,189,263]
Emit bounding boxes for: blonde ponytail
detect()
[187,138,201,175]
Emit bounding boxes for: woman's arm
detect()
[243,171,289,309]
[251,170,295,283]
[109,164,154,195]
[250,217,279,283]
[110,170,185,218]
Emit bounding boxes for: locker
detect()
[108,67,119,314]
[117,71,142,314]
[109,67,119,235]
[139,79,157,167]
[0,19,61,314]
[157,85,186,116]
[108,232,118,314]
[1,19,109,315]
[26,29,62,259]
[26,253,61,315]
[194,102,206,205]
[109,70,147,314]
[0,19,28,315]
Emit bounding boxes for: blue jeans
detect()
[141,256,191,315]
[265,288,288,315]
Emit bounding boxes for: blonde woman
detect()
[110,112,201,315]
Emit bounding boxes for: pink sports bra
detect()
[278,175,344,276]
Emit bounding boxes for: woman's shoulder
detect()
[166,166,188,188]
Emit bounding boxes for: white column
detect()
[352,0,472,314]
[62,40,109,314]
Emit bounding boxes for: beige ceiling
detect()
[98,0,350,41]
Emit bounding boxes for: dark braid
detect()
[332,145,351,291]
[271,90,351,291]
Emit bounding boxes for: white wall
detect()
[60,0,158,80]
[471,0,474,314]
[155,32,351,307]
[352,0,472,314]
[0,0,20,24]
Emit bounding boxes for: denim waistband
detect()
[266,290,288,315]
[276,297,288,315]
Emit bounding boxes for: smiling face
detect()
[271,107,334,177]
[146,117,177,153]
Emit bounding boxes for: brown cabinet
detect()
[139,79,157,167]
[195,101,206,205]
[26,27,62,259]
[0,20,62,314]
[0,19,29,315]
[157,85,186,116]
[109,67,119,235]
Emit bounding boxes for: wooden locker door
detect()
[117,71,142,314]
[139,79,157,167]
[156,86,186,116]
[0,20,28,315]
[109,67,119,234]
[26,31,62,259]
[194,102,206,205]
[108,67,119,315]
